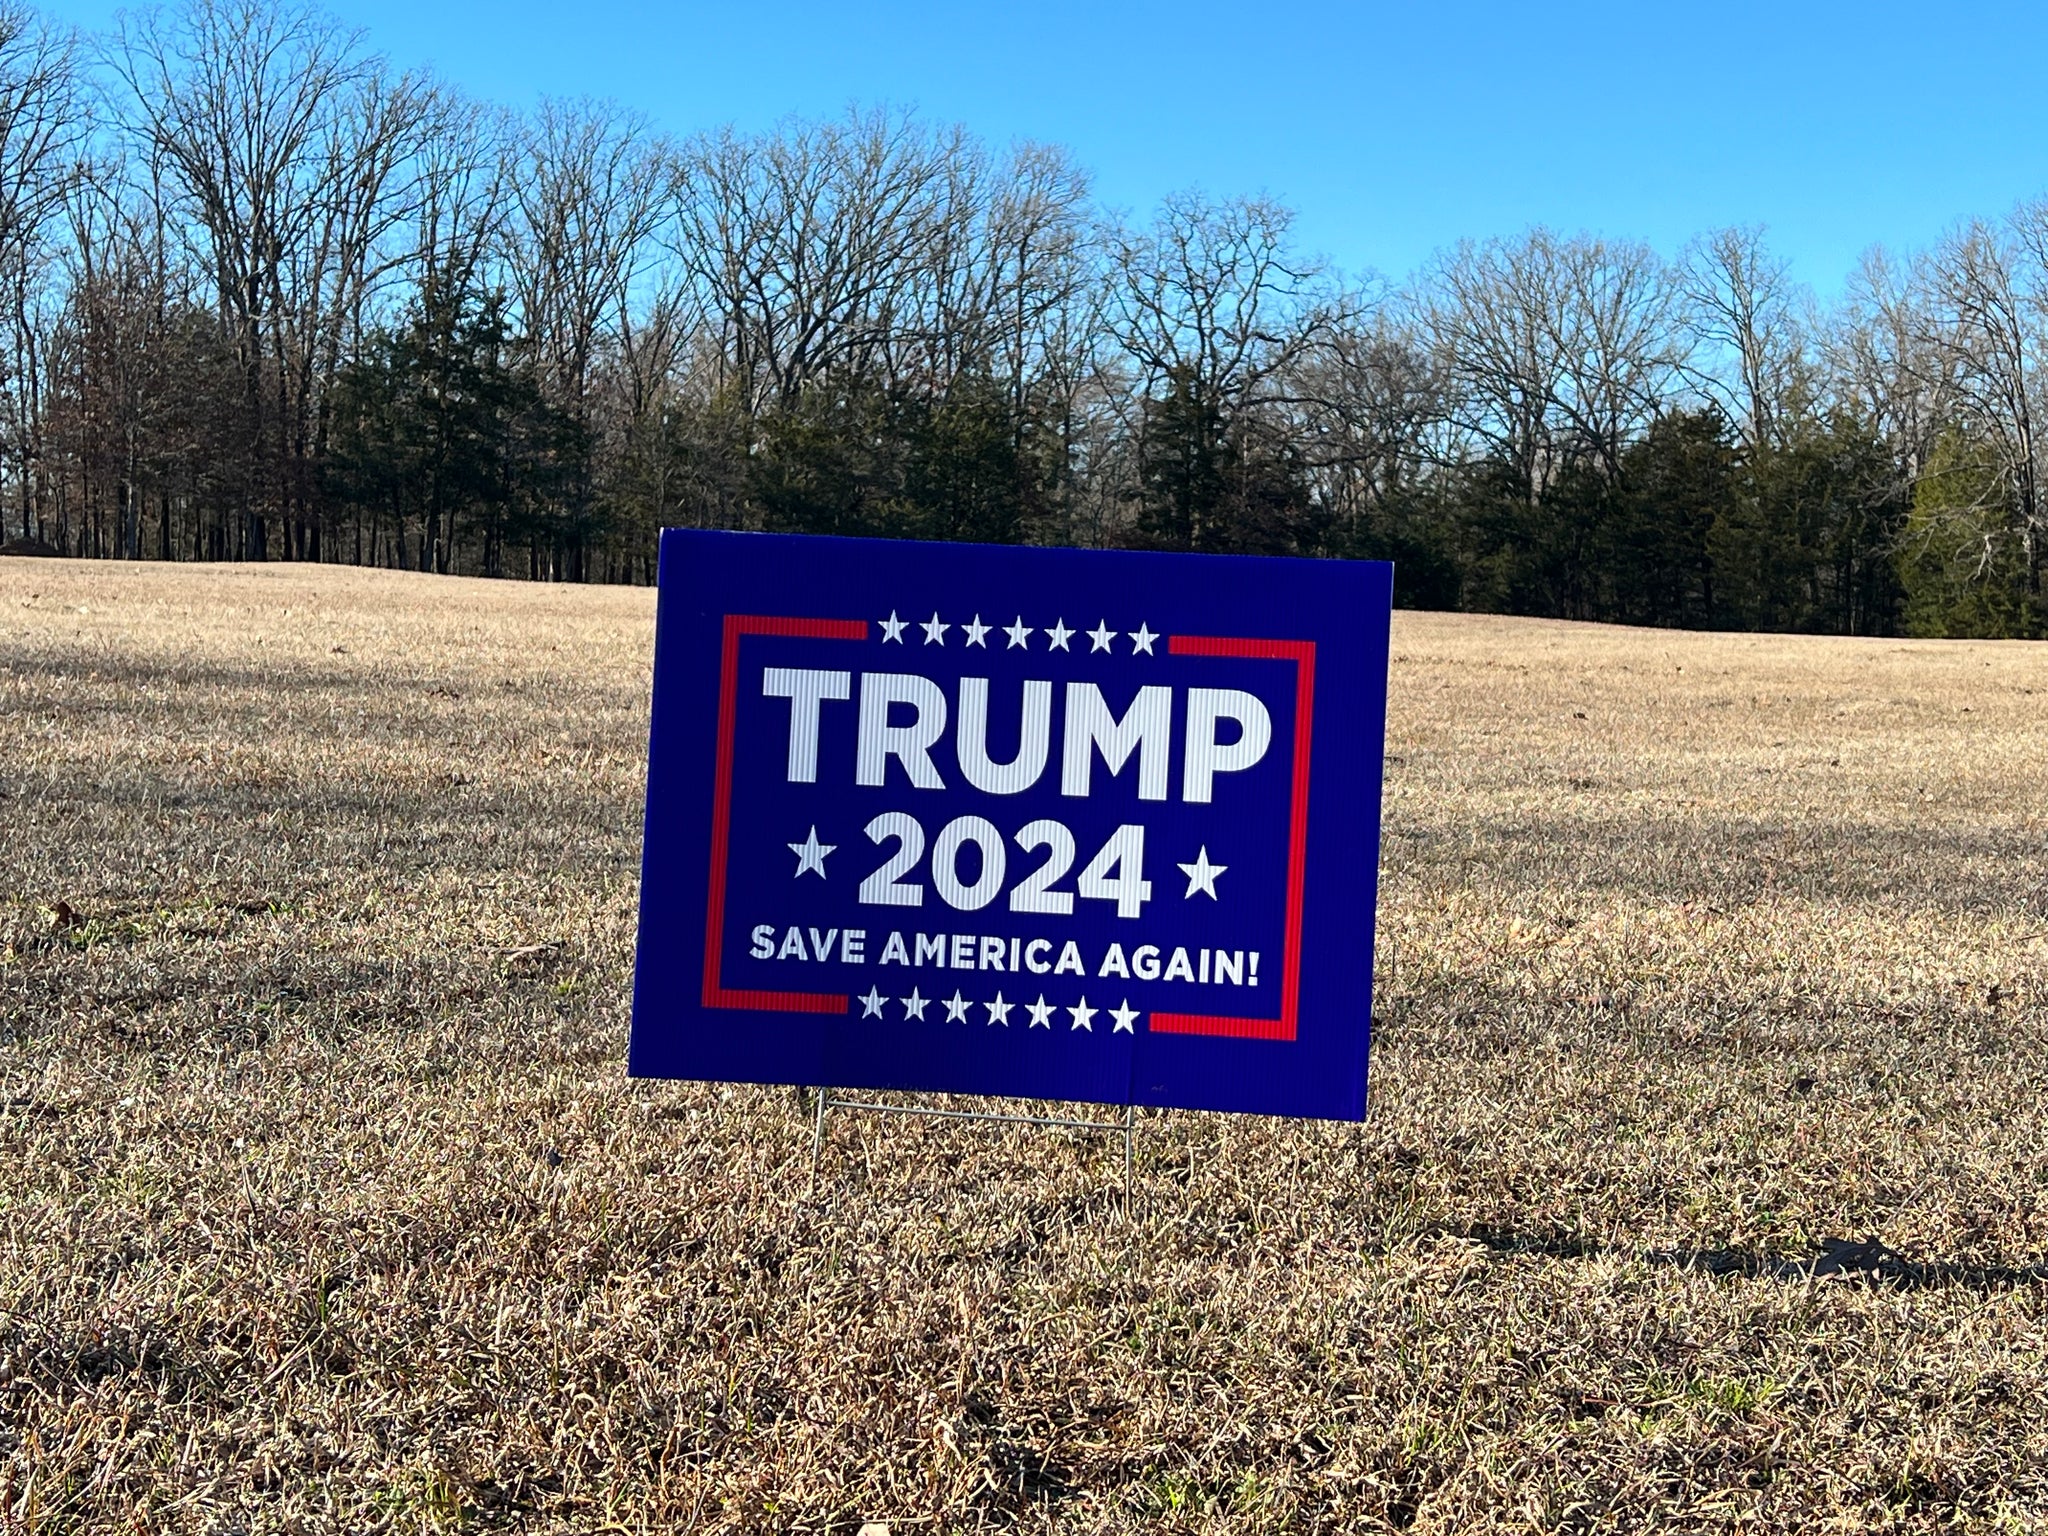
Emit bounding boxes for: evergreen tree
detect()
[1135,366,1317,555]
[1727,414,1903,634]
[1896,430,2044,638]
[325,283,561,576]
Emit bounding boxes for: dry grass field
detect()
[3,559,2047,1534]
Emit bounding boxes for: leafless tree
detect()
[505,99,666,415]
[1904,215,2047,594]
[1822,246,1946,472]
[0,3,85,541]
[288,65,438,556]
[108,0,435,559]
[1423,228,1686,500]
[1682,225,1810,448]
[1291,301,1444,536]
[1108,191,1326,411]
[668,109,971,414]
[982,144,1094,418]
[110,0,351,555]
[402,92,506,309]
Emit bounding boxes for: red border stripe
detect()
[1148,635,1316,1042]
[701,615,866,1013]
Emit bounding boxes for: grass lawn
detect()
[3,560,2046,1532]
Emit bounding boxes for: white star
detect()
[1026,994,1054,1028]
[1087,621,1116,653]
[789,825,836,879]
[1045,618,1074,651]
[921,612,949,645]
[901,987,929,1021]
[879,610,907,643]
[962,615,991,647]
[985,991,1013,1025]
[1067,996,1097,1031]
[1109,999,1140,1034]
[944,989,971,1022]
[1178,845,1227,899]
[1003,617,1032,648]
[1128,622,1158,656]
[858,986,886,1018]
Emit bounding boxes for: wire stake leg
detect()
[809,1087,830,1194]
[1123,1103,1136,1221]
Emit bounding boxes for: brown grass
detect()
[3,559,2046,1533]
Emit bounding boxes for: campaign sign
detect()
[629,530,1392,1120]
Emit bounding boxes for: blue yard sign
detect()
[629,530,1393,1120]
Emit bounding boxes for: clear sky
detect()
[53,0,2048,296]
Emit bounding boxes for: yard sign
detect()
[629,530,1392,1120]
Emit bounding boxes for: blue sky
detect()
[56,0,2048,296]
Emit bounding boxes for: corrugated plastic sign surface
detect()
[629,530,1392,1120]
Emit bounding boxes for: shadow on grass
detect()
[1459,1227,2048,1291]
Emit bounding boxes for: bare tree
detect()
[506,99,665,410]
[108,0,435,560]
[1823,246,1946,472]
[0,3,85,542]
[1682,225,1810,448]
[982,143,1095,420]
[678,128,1101,395]
[500,97,666,576]
[402,92,506,309]
[1292,300,1444,538]
[54,162,167,558]
[1423,228,1686,501]
[110,0,355,556]
[1905,216,2046,597]
[1100,193,1333,550]
[286,64,438,557]
[1108,191,1325,409]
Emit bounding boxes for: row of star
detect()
[879,611,1158,655]
[791,824,1228,898]
[856,986,1140,1032]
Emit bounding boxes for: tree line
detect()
[2,0,2045,636]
